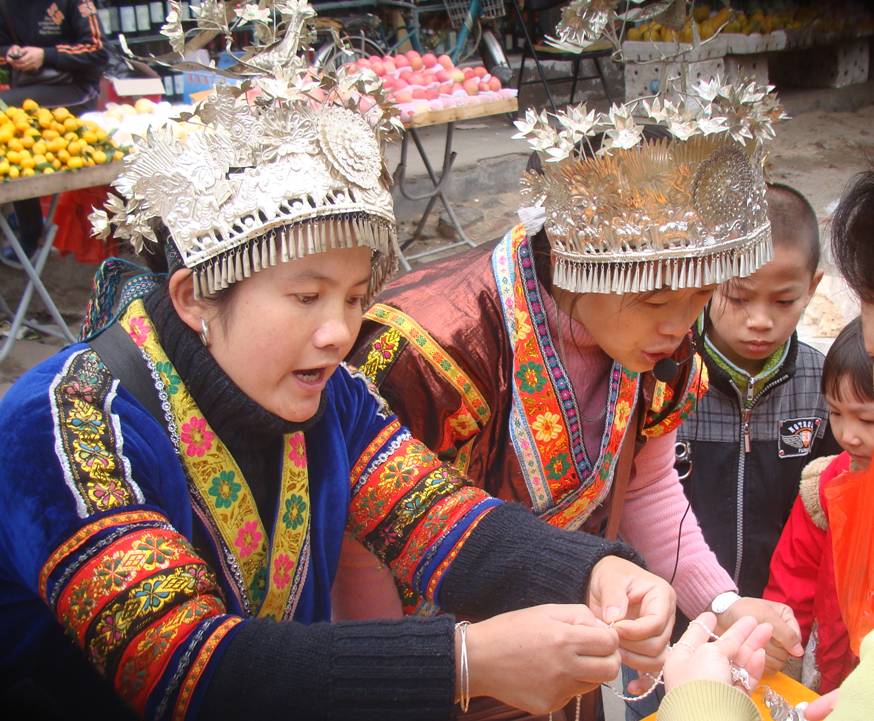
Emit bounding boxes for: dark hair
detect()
[821,316,874,403]
[831,170,874,302]
[148,224,240,323]
[766,182,820,273]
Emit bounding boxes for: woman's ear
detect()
[168,269,213,334]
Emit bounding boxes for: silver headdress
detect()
[91,1,404,298]
[514,1,787,295]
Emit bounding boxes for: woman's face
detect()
[203,246,372,422]
[556,285,715,372]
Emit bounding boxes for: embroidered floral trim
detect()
[40,510,167,598]
[348,423,496,597]
[40,510,235,718]
[365,303,491,426]
[492,226,640,528]
[358,326,406,386]
[120,301,310,621]
[50,350,144,518]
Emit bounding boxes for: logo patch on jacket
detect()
[778,417,821,458]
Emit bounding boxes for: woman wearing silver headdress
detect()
[0,4,676,720]
[350,40,804,721]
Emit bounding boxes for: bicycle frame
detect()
[450,0,482,63]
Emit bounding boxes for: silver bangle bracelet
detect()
[456,620,471,712]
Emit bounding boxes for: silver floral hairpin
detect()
[512,75,786,161]
[92,1,404,298]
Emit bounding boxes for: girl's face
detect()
[177,245,372,423]
[555,285,715,372]
[826,375,874,471]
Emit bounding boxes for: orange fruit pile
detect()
[0,98,126,180]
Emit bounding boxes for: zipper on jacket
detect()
[731,373,789,585]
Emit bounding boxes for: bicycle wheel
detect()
[311,33,387,72]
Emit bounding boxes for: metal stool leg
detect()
[570,56,581,104]
[508,0,557,112]
[594,55,613,104]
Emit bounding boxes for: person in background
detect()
[626,181,835,720]
[0,0,107,266]
[349,101,804,719]
[808,167,874,720]
[764,318,874,693]
[675,182,838,599]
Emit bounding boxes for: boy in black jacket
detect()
[676,183,841,601]
[0,0,107,265]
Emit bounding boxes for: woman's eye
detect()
[726,296,746,306]
[777,299,798,306]
[346,296,365,308]
[295,294,318,305]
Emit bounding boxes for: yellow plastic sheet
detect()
[641,672,819,720]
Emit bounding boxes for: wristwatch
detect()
[710,591,742,615]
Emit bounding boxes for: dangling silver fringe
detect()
[192,216,399,299]
[553,232,772,295]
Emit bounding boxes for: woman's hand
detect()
[462,604,621,714]
[664,612,772,692]
[717,597,803,673]
[587,555,677,672]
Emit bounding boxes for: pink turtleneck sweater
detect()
[543,291,736,617]
[331,291,737,622]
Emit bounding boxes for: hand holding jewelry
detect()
[586,556,676,673]
[458,604,620,715]
[715,596,804,673]
[663,612,773,694]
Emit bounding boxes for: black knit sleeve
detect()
[199,616,457,721]
[439,503,642,618]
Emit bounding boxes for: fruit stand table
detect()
[0,162,123,363]
[394,95,518,271]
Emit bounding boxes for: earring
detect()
[199,318,210,347]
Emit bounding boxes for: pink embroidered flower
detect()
[181,416,215,457]
[91,479,129,509]
[287,435,307,467]
[128,316,150,347]
[272,554,294,588]
[234,521,262,558]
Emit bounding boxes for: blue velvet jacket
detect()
[0,340,501,719]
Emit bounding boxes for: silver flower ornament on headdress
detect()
[512,0,788,295]
[91,1,403,299]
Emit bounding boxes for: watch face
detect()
[712,593,739,614]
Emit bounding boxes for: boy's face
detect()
[708,243,822,375]
[826,376,874,471]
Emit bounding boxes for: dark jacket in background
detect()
[677,329,840,598]
[0,0,107,89]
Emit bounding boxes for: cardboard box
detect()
[98,75,165,109]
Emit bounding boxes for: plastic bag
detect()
[825,462,874,656]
